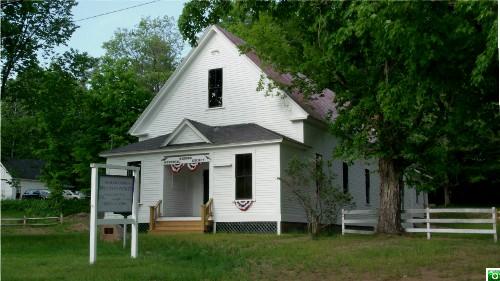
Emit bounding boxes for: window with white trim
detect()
[235,154,252,199]
[342,162,349,193]
[365,169,370,204]
[208,68,222,108]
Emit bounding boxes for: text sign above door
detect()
[98,175,134,213]
[163,155,210,165]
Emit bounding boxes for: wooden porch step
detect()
[150,220,205,233]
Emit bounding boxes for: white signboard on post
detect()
[89,163,140,265]
[98,175,134,213]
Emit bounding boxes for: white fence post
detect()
[493,207,497,243]
[341,209,345,236]
[426,207,431,240]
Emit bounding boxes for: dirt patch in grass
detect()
[64,213,89,232]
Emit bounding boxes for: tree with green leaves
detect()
[102,16,184,94]
[279,156,353,238]
[179,1,498,233]
[0,0,77,93]
[71,57,152,188]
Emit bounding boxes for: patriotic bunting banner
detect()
[187,162,200,171]
[164,154,209,174]
[170,163,184,173]
[234,200,254,211]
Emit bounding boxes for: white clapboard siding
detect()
[280,122,425,225]
[212,144,281,222]
[106,143,281,224]
[106,154,163,223]
[134,28,306,143]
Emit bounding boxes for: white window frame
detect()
[233,151,256,201]
[208,68,224,109]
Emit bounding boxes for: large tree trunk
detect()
[377,158,403,234]
[443,184,450,207]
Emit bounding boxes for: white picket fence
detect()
[342,207,498,242]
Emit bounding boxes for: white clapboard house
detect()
[100,25,426,234]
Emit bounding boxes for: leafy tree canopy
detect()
[179,1,499,233]
[1,0,77,92]
[102,16,184,93]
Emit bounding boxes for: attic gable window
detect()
[208,68,223,108]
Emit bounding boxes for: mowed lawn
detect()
[2,227,499,281]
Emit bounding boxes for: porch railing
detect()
[200,198,213,232]
[149,200,162,231]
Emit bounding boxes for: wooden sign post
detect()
[89,163,140,265]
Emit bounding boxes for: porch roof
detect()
[100,121,305,156]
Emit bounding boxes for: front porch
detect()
[149,199,213,234]
[149,156,213,233]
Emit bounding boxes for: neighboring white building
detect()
[1,159,48,199]
[1,163,16,200]
[100,25,426,234]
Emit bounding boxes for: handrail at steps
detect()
[200,198,213,232]
[149,200,162,231]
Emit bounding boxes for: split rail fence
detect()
[1,214,64,226]
[342,207,497,242]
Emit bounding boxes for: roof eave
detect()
[99,138,295,158]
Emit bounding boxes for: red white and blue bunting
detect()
[234,200,254,211]
[186,162,200,171]
[164,155,209,174]
[170,163,184,173]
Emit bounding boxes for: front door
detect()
[203,169,209,204]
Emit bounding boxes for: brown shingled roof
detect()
[215,25,337,122]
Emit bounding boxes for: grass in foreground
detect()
[2,229,499,281]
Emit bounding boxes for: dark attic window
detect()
[208,68,223,108]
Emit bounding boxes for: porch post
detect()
[277,221,281,235]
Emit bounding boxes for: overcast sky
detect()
[54,0,190,58]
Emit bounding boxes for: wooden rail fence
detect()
[342,207,497,242]
[1,213,64,226]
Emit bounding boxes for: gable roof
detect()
[3,159,44,180]
[162,119,212,146]
[101,120,305,156]
[128,25,336,137]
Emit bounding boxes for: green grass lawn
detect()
[2,228,499,281]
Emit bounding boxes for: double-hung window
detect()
[235,154,252,199]
[342,162,349,193]
[365,169,370,204]
[208,68,223,108]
